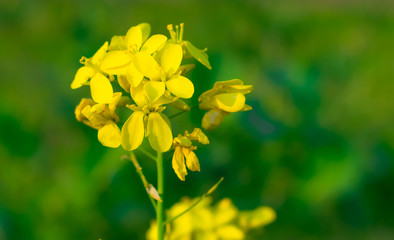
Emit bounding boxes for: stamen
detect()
[175,25,180,43]
[179,23,184,42]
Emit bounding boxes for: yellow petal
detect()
[171,99,190,111]
[184,41,211,69]
[141,34,168,54]
[161,43,182,76]
[126,26,142,50]
[189,128,209,144]
[144,81,165,103]
[133,52,160,79]
[100,51,132,75]
[75,98,95,121]
[215,93,245,112]
[172,146,187,181]
[216,225,244,239]
[138,23,151,43]
[165,75,194,99]
[90,73,113,104]
[126,63,144,87]
[98,121,121,148]
[71,66,95,89]
[239,206,276,229]
[202,109,227,130]
[90,41,108,65]
[130,81,149,107]
[117,75,130,93]
[183,148,200,172]
[121,111,145,151]
[147,112,173,152]
[108,36,127,51]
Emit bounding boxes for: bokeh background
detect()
[1,0,393,239]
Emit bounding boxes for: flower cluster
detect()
[146,197,276,240]
[71,23,253,179]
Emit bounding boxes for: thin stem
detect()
[138,148,157,162]
[156,151,165,240]
[128,153,157,211]
[163,177,224,225]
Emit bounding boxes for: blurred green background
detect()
[1,0,393,239]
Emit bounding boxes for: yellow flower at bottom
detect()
[199,79,253,130]
[172,128,209,181]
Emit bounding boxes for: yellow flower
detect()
[100,23,168,87]
[132,42,195,100]
[146,197,275,240]
[75,92,123,148]
[71,41,114,104]
[199,79,253,130]
[172,128,209,181]
[121,80,174,152]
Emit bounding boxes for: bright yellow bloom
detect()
[199,79,253,130]
[172,128,209,181]
[75,92,123,148]
[100,23,168,87]
[132,42,195,100]
[146,197,275,240]
[121,80,175,152]
[71,42,114,104]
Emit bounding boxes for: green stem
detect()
[138,148,157,162]
[127,153,157,211]
[156,151,165,240]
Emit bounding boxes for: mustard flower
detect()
[172,128,209,181]
[100,23,168,87]
[121,80,175,152]
[71,41,115,104]
[75,92,123,148]
[199,79,253,130]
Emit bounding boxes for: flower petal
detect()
[172,146,187,181]
[117,75,130,93]
[161,43,182,76]
[91,41,108,65]
[165,75,194,99]
[71,66,95,89]
[90,73,113,104]
[133,52,160,79]
[184,40,211,69]
[144,81,165,103]
[147,112,173,152]
[215,93,245,112]
[108,36,127,51]
[183,148,200,172]
[141,34,168,54]
[130,80,149,107]
[126,63,144,87]
[121,111,145,151]
[138,23,151,43]
[189,128,209,144]
[216,225,244,239]
[100,51,132,75]
[126,26,142,50]
[98,121,121,148]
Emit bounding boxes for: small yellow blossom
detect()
[71,42,114,104]
[199,79,253,130]
[146,197,275,240]
[172,128,209,181]
[121,80,175,152]
[75,92,123,148]
[100,23,168,87]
